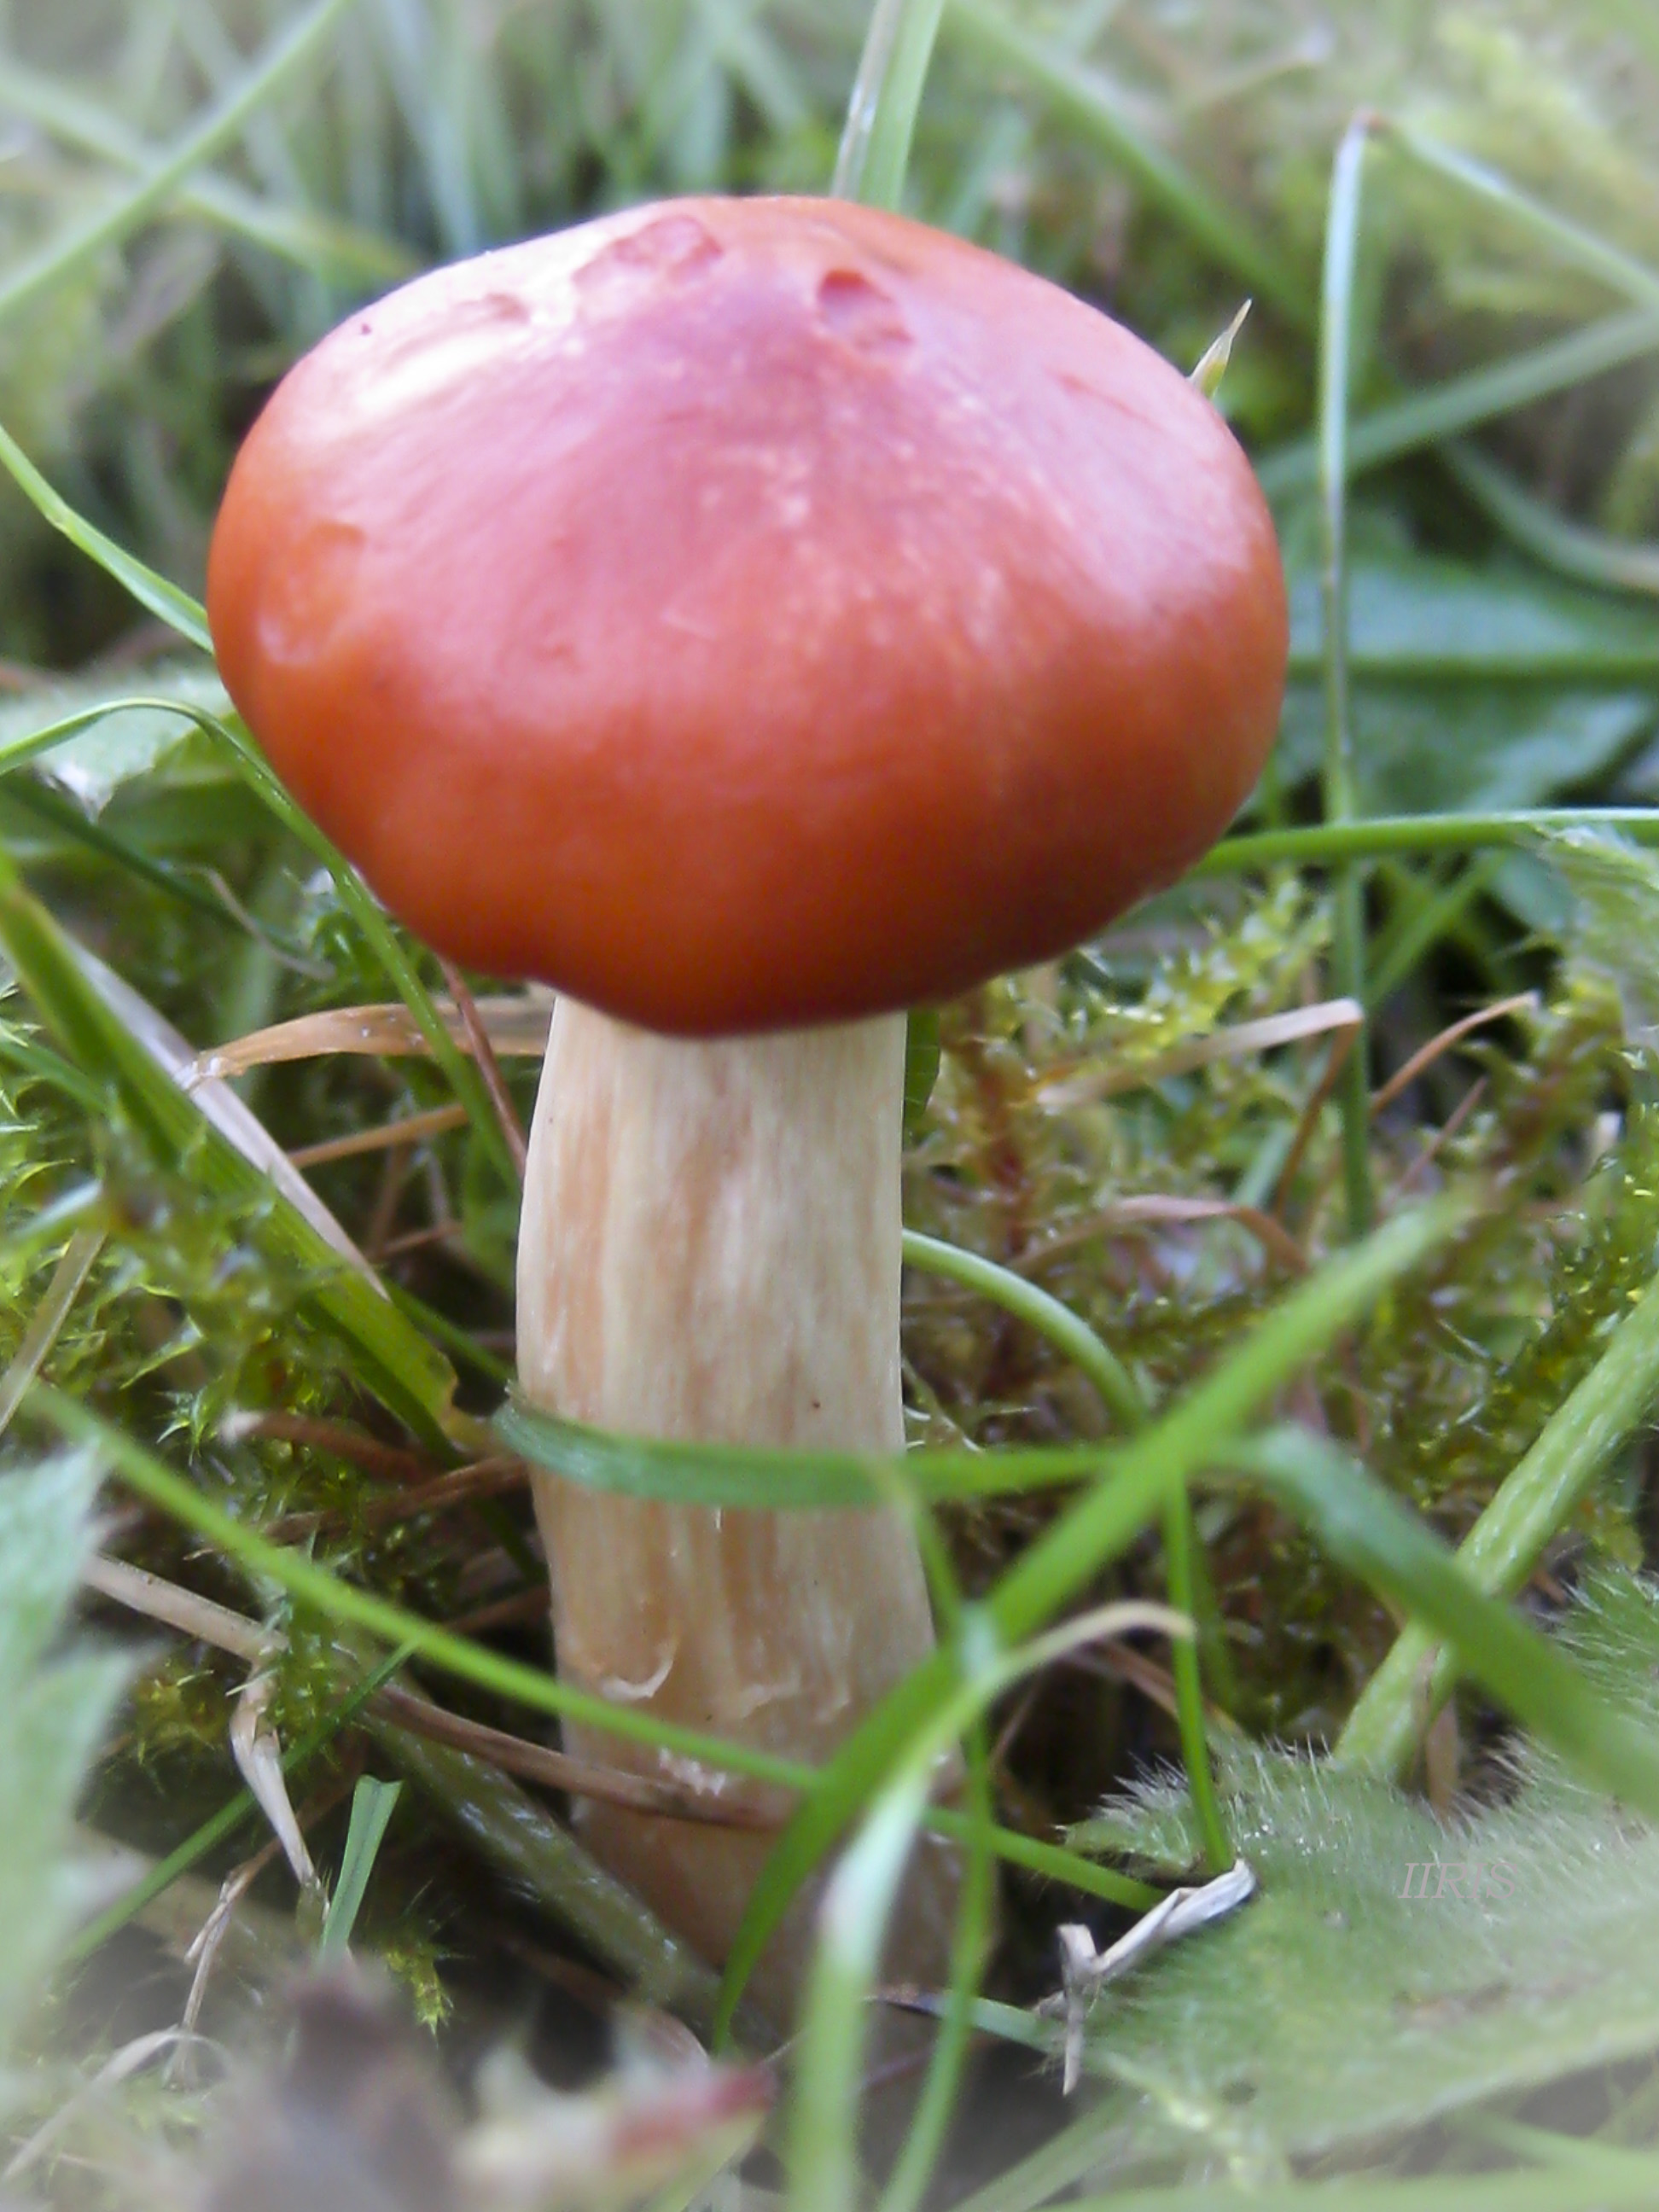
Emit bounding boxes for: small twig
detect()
[377,1220,468,1259]
[81,1552,778,1830]
[446,1585,550,1637]
[218,1409,437,1485]
[373,1682,785,1830]
[1063,1640,1181,1723]
[288,1102,470,1168]
[437,957,527,1179]
[364,1134,419,1263]
[1369,991,1538,1117]
[261,1453,527,1541]
[1398,1076,1487,1196]
[1020,1195,1307,1278]
[987,1679,1043,1776]
[1271,1016,1362,1220]
[81,1553,265,1662]
[1039,998,1363,1109]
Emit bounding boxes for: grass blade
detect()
[903,1229,1144,1431]
[1201,811,1659,876]
[788,1604,1185,2212]
[1231,1427,1659,1819]
[789,1769,933,2212]
[1336,1265,1659,1778]
[876,1726,996,2212]
[0,423,212,655]
[497,1397,1113,1507]
[317,1776,403,1959]
[0,54,413,287]
[1383,119,1659,313]
[835,0,948,208]
[1444,439,1659,598]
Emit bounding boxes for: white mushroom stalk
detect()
[516,1000,952,2013]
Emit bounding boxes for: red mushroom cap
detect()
[208,196,1287,1036]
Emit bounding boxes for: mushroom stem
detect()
[516,999,952,2015]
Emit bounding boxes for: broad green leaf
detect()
[1278,683,1654,816]
[1285,554,1659,680]
[1272,550,1659,822]
[2,669,231,815]
[1053,1674,1659,2177]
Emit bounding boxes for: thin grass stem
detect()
[876,1724,996,2212]
[1199,810,1659,876]
[903,1229,1144,1430]
[904,1234,1228,1873]
[0,1228,102,1439]
[0,53,412,285]
[1382,119,1659,312]
[1161,1486,1230,1873]
[1257,305,1659,500]
[1318,115,1374,1240]
[1444,440,1659,598]
[834,0,948,209]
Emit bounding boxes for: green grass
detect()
[5,1,1659,2207]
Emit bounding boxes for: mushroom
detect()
[206,195,1288,2015]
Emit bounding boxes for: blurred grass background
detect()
[3,0,1657,646]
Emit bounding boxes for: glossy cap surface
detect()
[208,196,1288,1034]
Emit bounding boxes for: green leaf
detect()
[0,1452,128,2065]
[0,418,212,656]
[1284,551,1659,679]
[834,0,947,208]
[1053,1670,1659,2177]
[1272,550,1659,822]
[1,671,230,814]
[317,1776,404,1959]
[902,1007,941,1143]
